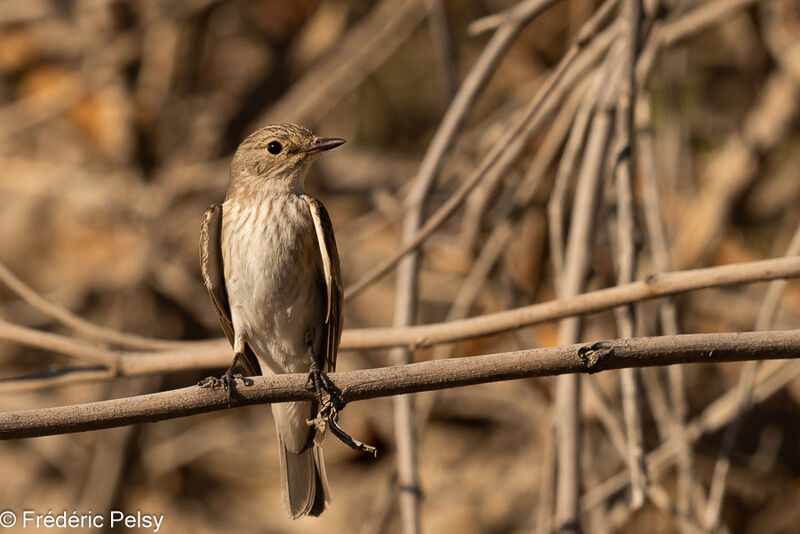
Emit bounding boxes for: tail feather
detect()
[278,435,330,518]
[308,444,329,516]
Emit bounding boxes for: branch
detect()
[2,256,799,393]
[344,256,800,349]
[343,4,612,301]
[0,261,187,350]
[2,331,799,440]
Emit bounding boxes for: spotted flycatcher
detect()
[200,123,344,518]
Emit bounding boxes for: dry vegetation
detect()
[1,0,800,533]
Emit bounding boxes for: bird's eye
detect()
[267,141,283,155]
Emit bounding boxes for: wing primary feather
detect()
[307,201,333,323]
[302,195,343,373]
[200,204,261,376]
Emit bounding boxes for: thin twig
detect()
[424,0,458,99]
[582,357,800,511]
[554,45,620,531]
[260,0,429,125]
[389,3,563,529]
[391,1,564,528]
[344,12,616,301]
[547,67,607,286]
[612,0,646,510]
[344,256,800,349]
[636,89,694,528]
[702,222,800,530]
[0,261,188,350]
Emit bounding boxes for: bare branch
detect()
[344,256,800,350]
[0,261,187,350]
[2,331,799,440]
[344,9,614,301]
[613,0,646,510]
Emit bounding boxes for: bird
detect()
[199,123,344,518]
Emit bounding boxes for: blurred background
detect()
[0,0,799,532]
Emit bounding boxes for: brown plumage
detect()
[200,123,344,518]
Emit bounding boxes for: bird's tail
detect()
[274,402,330,518]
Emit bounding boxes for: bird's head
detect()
[229,123,345,194]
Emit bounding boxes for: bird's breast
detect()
[220,194,322,370]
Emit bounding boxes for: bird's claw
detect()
[305,360,377,456]
[220,368,245,390]
[198,353,246,405]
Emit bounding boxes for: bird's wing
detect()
[303,195,343,373]
[200,204,261,376]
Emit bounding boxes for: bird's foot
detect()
[306,360,337,407]
[305,360,377,457]
[198,352,245,405]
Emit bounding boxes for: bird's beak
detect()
[300,137,346,154]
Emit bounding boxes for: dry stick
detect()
[583,378,708,532]
[459,56,597,254]
[458,12,615,252]
[458,100,542,251]
[582,356,800,512]
[633,0,761,89]
[611,0,647,511]
[389,3,560,530]
[440,77,590,356]
[583,377,628,455]
[0,318,118,369]
[345,0,607,302]
[0,339,231,394]
[260,0,429,125]
[639,366,673,442]
[415,78,589,431]
[424,0,458,100]
[2,331,799,440]
[345,0,744,299]
[702,223,800,531]
[535,418,556,534]
[4,256,800,393]
[701,14,800,528]
[347,7,622,304]
[457,5,606,253]
[659,0,759,47]
[0,261,189,350]
[468,0,567,35]
[582,422,613,534]
[636,89,694,528]
[538,0,622,283]
[554,45,621,532]
[585,372,707,531]
[547,70,605,289]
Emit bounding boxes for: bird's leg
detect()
[220,351,245,390]
[306,354,333,413]
[198,337,245,398]
[305,348,332,435]
[303,341,377,456]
